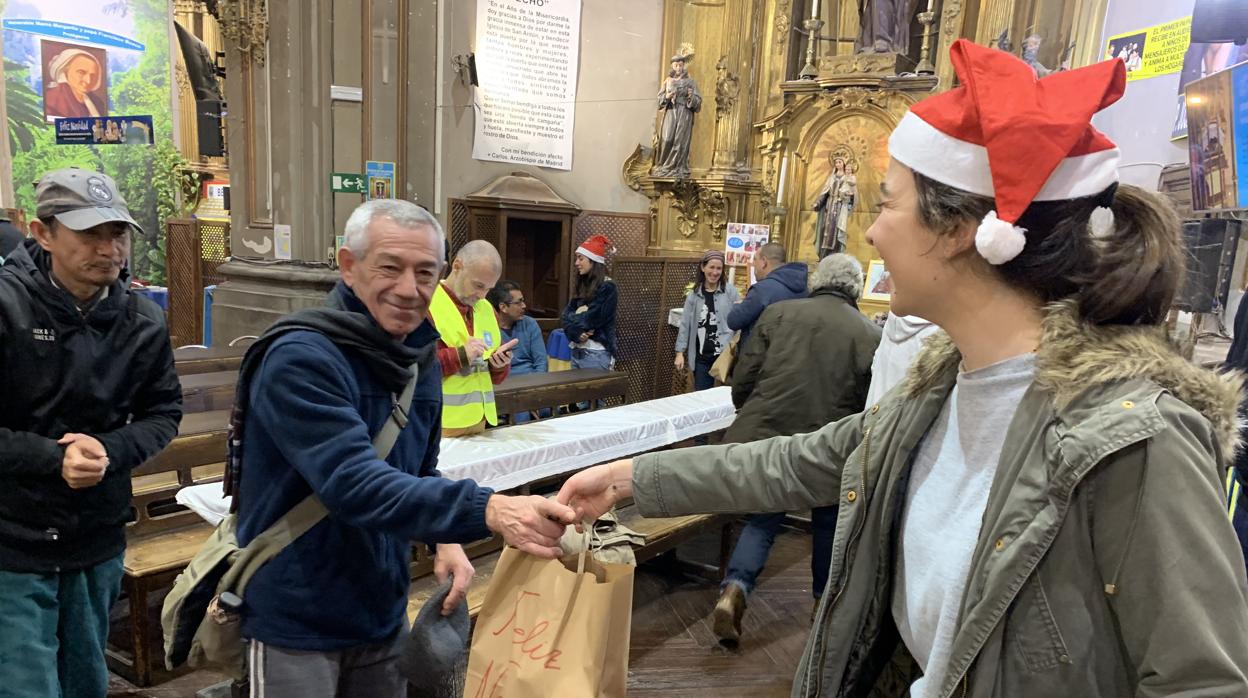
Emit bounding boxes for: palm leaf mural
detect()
[5,59,45,154]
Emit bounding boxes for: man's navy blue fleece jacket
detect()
[236,288,493,650]
[725,262,808,348]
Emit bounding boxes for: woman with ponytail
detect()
[559,41,1248,696]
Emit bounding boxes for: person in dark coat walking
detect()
[711,253,881,642]
[0,211,23,262]
[1224,295,1248,574]
[725,242,808,349]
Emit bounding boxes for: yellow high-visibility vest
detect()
[429,283,500,429]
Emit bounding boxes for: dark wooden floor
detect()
[109,527,817,697]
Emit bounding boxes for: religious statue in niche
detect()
[1022,35,1074,77]
[812,153,858,258]
[997,32,1074,78]
[653,51,702,178]
[855,0,921,54]
[714,56,739,120]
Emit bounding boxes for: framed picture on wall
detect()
[863,259,892,302]
[41,39,109,122]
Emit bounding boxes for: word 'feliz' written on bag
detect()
[473,590,562,696]
[466,544,633,698]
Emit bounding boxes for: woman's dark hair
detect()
[575,259,607,300]
[912,173,1184,326]
[694,258,726,292]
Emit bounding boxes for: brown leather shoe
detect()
[712,583,747,643]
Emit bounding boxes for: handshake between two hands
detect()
[483,460,634,558]
[434,460,633,616]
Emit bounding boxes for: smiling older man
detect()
[233,200,574,697]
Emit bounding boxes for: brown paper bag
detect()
[708,331,740,385]
[465,544,634,698]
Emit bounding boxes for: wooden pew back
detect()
[128,410,229,538]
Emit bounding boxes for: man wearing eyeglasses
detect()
[489,280,547,377]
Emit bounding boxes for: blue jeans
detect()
[512,407,552,424]
[572,347,613,371]
[572,348,614,409]
[0,552,126,698]
[693,355,716,391]
[723,506,838,599]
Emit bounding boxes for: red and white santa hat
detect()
[575,234,615,264]
[888,39,1127,265]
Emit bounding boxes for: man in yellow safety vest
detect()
[430,240,518,436]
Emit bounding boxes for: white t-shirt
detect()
[892,353,1036,697]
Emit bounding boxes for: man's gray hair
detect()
[342,199,445,260]
[454,239,502,273]
[810,253,864,298]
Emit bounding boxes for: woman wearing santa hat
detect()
[561,234,618,375]
[560,40,1248,696]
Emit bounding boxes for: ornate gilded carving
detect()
[623,145,655,192]
[941,0,964,42]
[817,87,889,111]
[213,0,268,67]
[669,180,702,239]
[775,0,792,48]
[698,188,728,242]
[648,196,661,245]
[174,63,192,94]
[821,52,913,76]
[715,56,740,122]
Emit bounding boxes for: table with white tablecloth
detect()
[176,387,735,525]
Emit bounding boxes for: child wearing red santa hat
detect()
[557,39,1248,697]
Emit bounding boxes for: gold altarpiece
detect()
[172,1,228,183]
[627,0,1107,313]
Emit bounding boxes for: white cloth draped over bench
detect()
[176,387,736,525]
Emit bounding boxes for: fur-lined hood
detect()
[905,299,1244,459]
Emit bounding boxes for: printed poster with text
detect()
[472,0,582,170]
[3,0,175,285]
[1104,16,1191,82]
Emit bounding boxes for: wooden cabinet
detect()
[450,173,582,323]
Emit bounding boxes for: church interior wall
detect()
[435,0,663,218]
[1092,0,1193,190]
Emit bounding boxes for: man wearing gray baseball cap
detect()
[0,168,182,697]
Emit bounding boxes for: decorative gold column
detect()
[173,1,226,170]
[975,0,1019,44]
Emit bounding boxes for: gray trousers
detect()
[248,630,405,698]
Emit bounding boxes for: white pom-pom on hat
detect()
[1088,206,1115,239]
[975,210,1027,265]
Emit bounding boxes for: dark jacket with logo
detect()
[0,239,182,572]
